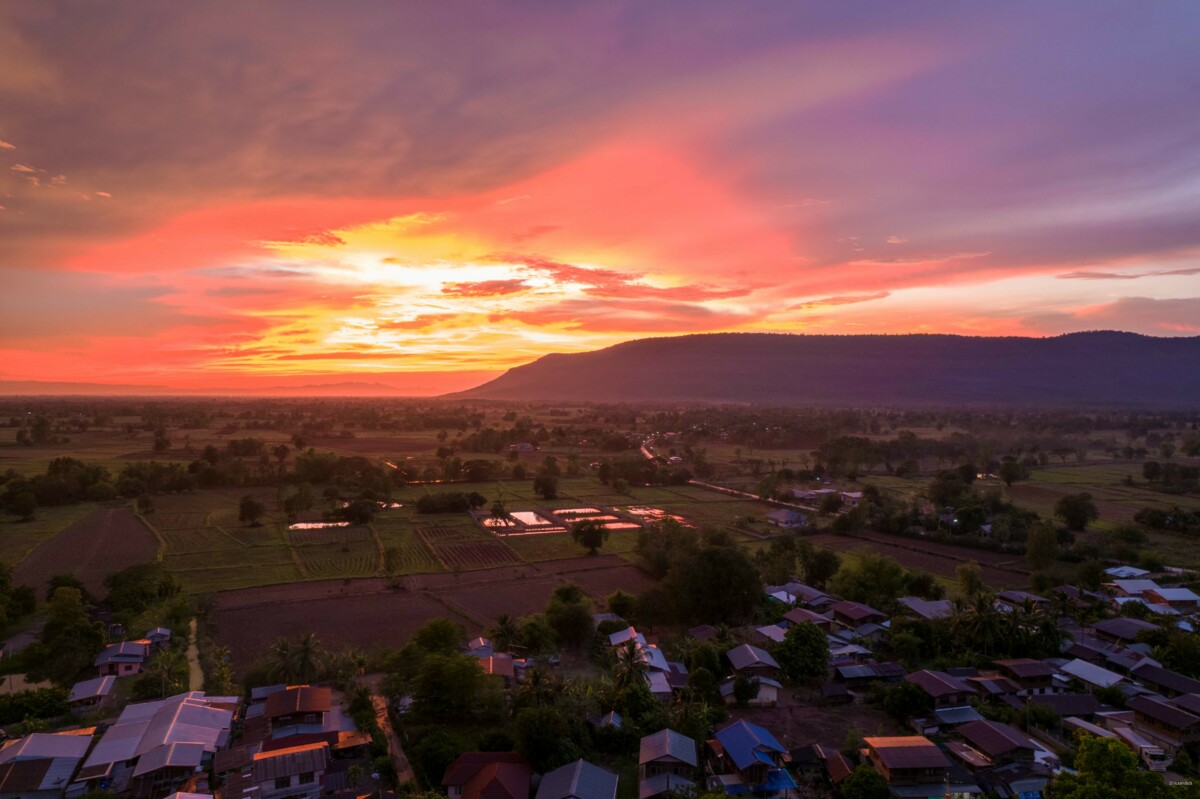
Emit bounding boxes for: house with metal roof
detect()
[863,736,950,789]
[94,640,151,677]
[1132,663,1200,698]
[67,675,116,714]
[1128,695,1200,747]
[638,729,696,799]
[993,659,1057,696]
[1058,658,1124,689]
[707,720,795,796]
[251,741,330,799]
[442,752,532,799]
[905,670,977,708]
[535,759,618,799]
[718,677,782,707]
[956,721,1037,765]
[896,597,954,621]
[726,645,779,680]
[0,733,92,799]
[73,692,235,795]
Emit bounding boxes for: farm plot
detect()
[0,503,96,568]
[373,520,441,575]
[289,525,380,580]
[502,527,641,562]
[13,507,159,596]
[416,523,521,570]
[804,533,1024,589]
[160,527,240,553]
[165,546,301,593]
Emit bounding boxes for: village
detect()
[2,400,1200,799]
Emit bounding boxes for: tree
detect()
[798,544,840,589]
[7,491,37,521]
[292,633,325,683]
[1026,521,1061,570]
[571,519,609,556]
[489,614,520,652]
[731,675,759,707]
[239,494,266,526]
[412,618,465,655]
[532,475,558,499]
[772,622,829,684]
[515,706,577,772]
[663,540,762,625]
[1055,493,1099,532]
[412,653,484,717]
[613,639,647,690]
[1047,736,1170,799]
[839,764,890,799]
[26,588,105,686]
[956,561,985,598]
[998,460,1027,487]
[545,584,593,650]
[607,590,635,620]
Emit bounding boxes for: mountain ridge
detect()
[452,331,1200,407]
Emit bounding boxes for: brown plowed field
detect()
[14,507,160,596]
[212,555,652,672]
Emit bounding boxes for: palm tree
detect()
[613,640,647,691]
[148,648,188,697]
[490,614,520,653]
[955,594,1005,657]
[267,637,295,683]
[293,633,325,683]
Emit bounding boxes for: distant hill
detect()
[454,332,1200,407]
[0,380,409,397]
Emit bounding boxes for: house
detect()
[264,686,332,738]
[994,591,1049,613]
[1105,579,1161,598]
[726,645,780,679]
[638,730,696,799]
[1092,618,1160,645]
[718,677,782,707]
[145,627,172,649]
[1027,693,1101,721]
[840,491,863,508]
[466,636,493,657]
[442,752,532,799]
[896,597,954,621]
[835,662,904,690]
[829,601,886,629]
[754,625,786,645]
[251,742,330,799]
[608,627,646,648]
[68,675,117,713]
[957,721,1037,765]
[535,760,618,799]
[905,670,977,709]
[707,720,795,797]
[973,762,1050,799]
[74,692,235,796]
[993,659,1057,696]
[479,655,516,687]
[95,640,151,676]
[0,733,92,799]
[1144,587,1200,612]
[765,582,832,609]
[1132,663,1200,698]
[765,509,806,529]
[1058,659,1124,690]
[781,607,833,632]
[863,736,950,788]
[966,675,1022,701]
[1128,695,1200,747]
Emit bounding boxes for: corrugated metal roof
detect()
[535,759,617,799]
[68,675,116,703]
[0,733,92,763]
[252,742,329,782]
[81,693,234,774]
[133,742,206,777]
[639,730,697,768]
[713,720,785,771]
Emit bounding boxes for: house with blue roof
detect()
[707,720,796,796]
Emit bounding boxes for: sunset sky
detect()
[2,2,1199,393]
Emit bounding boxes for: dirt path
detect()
[187,618,203,690]
[365,674,415,785]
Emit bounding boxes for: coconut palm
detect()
[490,614,520,653]
[292,633,325,683]
[613,639,647,691]
[267,637,295,683]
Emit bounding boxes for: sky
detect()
[2,2,1199,394]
